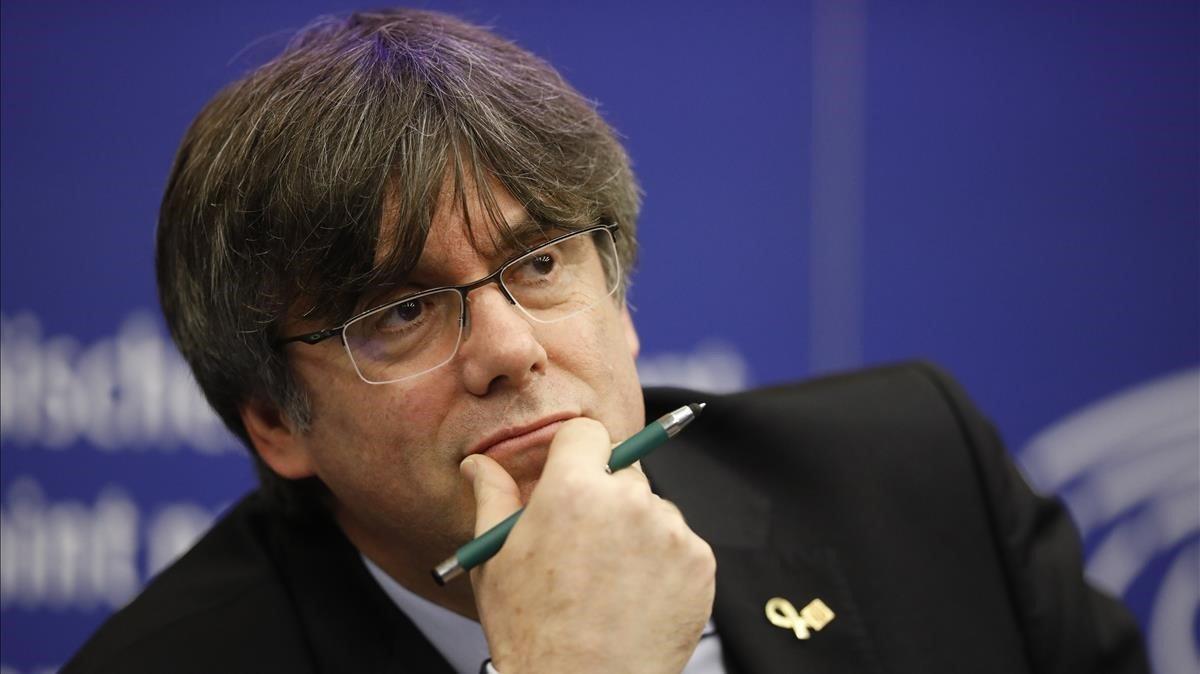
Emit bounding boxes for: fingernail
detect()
[460,457,477,482]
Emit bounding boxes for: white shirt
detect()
[363,555,727,674]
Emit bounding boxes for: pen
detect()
[432,402,706,585]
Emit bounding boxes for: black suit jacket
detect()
[64,362,1148,673]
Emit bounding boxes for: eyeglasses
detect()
[277,224,621,384]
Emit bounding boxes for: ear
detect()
[620,304,640,359]
[239,398,317,479]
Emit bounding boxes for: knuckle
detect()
[694,540,717,575]
[658,497,684,520]
[671,527,713,565]
[609,486,646,519]
[665,526,689,548]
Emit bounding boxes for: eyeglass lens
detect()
[342,228,619,384]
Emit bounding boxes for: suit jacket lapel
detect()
[643,399,884,674]
[268,508,456,674]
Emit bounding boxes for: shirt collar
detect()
[362,553,490,674]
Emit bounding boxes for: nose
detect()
[457,284,548,396]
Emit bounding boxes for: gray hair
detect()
[156,9,640,510]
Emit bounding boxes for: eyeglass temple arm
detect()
[275,326,343,348]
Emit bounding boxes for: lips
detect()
[467,413,578,462]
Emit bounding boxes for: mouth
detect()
[467,413,579,463]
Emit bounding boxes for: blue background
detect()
[2,1,1196,671]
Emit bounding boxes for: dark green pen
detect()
[432,402,706,585]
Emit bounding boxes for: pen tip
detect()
[689,402,707,417]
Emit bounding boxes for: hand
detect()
[463,417,716,674]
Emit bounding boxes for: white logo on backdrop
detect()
[0,312,236,453]
[1019,368,1199,674]
[637,340,750,393]
[0,664,55,674]
[0,477,216,611]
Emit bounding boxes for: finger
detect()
[540,417,613,480]
[608,462,652,493]
[608,458,649,479]
[461,454,522,536]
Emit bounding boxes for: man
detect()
[66,8,1147,673]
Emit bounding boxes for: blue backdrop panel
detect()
[2,1,1196,672]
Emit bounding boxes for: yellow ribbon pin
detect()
[765,597,835,640]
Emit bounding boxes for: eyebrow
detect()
[497,215,561,254]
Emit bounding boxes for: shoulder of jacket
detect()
[62,493,312,674]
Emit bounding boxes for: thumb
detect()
[461,454,522,536]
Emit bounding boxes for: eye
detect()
[529,253,555,275]
[378,299,423,329]
[394,300,422,321]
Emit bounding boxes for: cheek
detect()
[593,303,640,380]
[596,307,646,434]
[301,378,460,507]
[543,304,644,436]
[544,310,621,375]
[305,364,450,446]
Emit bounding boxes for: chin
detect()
[493,444,550,500]
[516,478,540,506]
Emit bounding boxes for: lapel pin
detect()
[765,597,835,640]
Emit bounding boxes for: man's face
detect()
[275,180,644,580]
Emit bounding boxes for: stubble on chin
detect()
[494,444,551,506]
[516,478,540,507]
